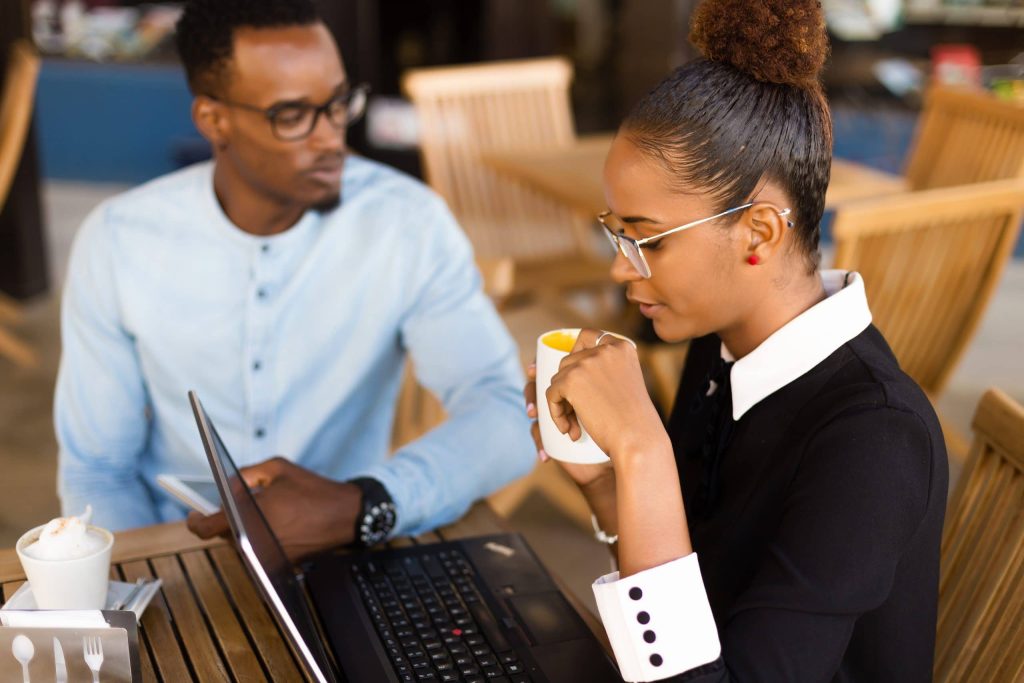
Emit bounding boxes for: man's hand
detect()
[186,457,363,563]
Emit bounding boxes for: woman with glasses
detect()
[524,0,947,680]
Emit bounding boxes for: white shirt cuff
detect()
[592,553,720,682]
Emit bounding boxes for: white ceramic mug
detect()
[16,525,114,609]
[535,328,616,465]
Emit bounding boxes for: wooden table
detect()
[482,133,909,216]
[0,503,608,682]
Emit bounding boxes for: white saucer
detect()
[1,579,162,623]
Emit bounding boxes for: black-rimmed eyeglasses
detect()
[206,84,370,141]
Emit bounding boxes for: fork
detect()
[83,636,104,683]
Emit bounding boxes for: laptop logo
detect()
[484,542,516,558]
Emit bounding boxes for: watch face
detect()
[359,501,397,546]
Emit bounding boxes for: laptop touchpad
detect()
[508,592,588,644]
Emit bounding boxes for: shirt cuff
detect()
[592,553,720,682]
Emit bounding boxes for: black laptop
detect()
[189,390,622,683]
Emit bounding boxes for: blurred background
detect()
[1,0,1023,613]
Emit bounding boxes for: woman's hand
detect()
[524,361,613,490]
[545,329,667,464]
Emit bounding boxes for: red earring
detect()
[747,254,760,266]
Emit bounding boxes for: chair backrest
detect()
[402,57,585,261]
[832,179,1024,396]
[0,39,41,208]
[935,388,1024,683]
[904,86,1024,191]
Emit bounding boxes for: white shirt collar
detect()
[725,270,872,421]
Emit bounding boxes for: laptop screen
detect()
[189,391,338,683]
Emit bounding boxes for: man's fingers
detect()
[240,456,290,488]
[187,510,230,539]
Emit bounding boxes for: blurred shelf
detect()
[905,5,1024,27]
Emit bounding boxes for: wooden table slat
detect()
[0,504,613,681]
[414,531,442,544]
[108,565,159,683]
[208,545,304,683]
[149,554,231,682]
[120,559,194,683]
[180,549,269,682]
[2,580,24,602]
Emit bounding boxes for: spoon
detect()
[12,634,34,683]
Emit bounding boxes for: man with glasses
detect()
[55,0,534,553]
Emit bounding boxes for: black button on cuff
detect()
[637,611,650,625]
[650,653,663,667]
[628,587,643,601]
[643,630,656,643]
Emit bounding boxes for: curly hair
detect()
[623,0,832,272]
[175,0,320,96]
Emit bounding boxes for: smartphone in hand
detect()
[157,474,221,516]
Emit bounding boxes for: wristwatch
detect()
[350,477,397,547]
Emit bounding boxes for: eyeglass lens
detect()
[601,215,650,277]
[271,87,368,140]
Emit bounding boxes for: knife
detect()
[53,637,67,683]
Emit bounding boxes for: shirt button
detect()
[252,360,262,371]
[255,428,266,439]
[261,244,270,253]
[256,287,268,299]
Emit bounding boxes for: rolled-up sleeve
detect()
[594,554,721,682]
[362,196,535,536]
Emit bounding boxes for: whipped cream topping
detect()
[23,506,107,561]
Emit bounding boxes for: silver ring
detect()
[594,331,636,349]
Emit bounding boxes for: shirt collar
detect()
[725,270,872,421]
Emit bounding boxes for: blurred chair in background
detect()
[832,179,1024,456]
[934,388,1024,683]
[402,57,621,329]
[905,86,1024,190]
[0,39,40,368]
[836,85,1024,202]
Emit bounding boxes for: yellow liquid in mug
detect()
[542,330,578,353]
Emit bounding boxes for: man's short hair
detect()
[175,0,320,96]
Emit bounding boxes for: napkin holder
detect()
[0,610,140,682]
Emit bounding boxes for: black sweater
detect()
[663,327,947,682]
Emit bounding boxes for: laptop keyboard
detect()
[353,549,533,683]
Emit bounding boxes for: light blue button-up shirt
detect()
[55,156,535,533]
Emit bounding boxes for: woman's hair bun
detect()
[689,0,828,88]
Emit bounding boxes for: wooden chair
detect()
[0,39,40,368]
[832,179,1024,399]
[401,58,616,325]
[829,86,1024,208]
[935,388,1024,682]
[905,86,1024,191]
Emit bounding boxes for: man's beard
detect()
[311,191,341,213]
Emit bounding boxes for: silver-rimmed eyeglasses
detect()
[597,203,793,278]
